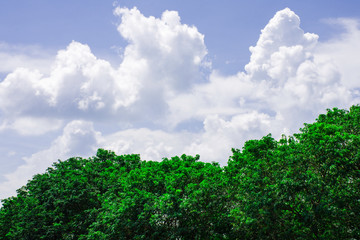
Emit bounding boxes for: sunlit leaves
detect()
[1,105,359,239]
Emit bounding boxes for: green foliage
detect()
[226,105,360,239]
[1,105,359,239]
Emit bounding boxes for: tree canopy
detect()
[1,105,359,239]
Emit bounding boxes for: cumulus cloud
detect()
[0,42,139,130]
[0,7,208,135]
[0,7,210,199]
[186,9,352,126]
[249,10,356,122]
[114,7,208,92]
[1,7,360,201]
[113,7,208,120]
[167,7,358,162]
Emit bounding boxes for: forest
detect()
[0,105,359,239]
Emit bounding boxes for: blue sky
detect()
[2,1,359,74]
[1,1,360,200]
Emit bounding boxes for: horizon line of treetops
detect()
[1,105,359,239]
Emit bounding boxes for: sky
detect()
[0,0,360,200]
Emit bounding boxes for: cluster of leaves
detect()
[1,105,359,239]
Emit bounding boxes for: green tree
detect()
[0,150,142,240]
[227,105,360,239]
[86,154,233,239]
[1,105,359,239]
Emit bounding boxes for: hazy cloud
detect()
[0,120,99,200]
[315,18,360,89]
[0,42,54,74]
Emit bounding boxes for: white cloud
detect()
[184,112,271,162]
[1,7,360,201]
[0,7,211,199]
[100,128,195,161]
[0,7,209,135]
[245,8,318,81]
[0,42,139,119]
[315,18,360,89]
[167,7,358,160]
[114,7,208,92]
[113,7,209,121]
[167,71,257,127]
[0,42,54,74]
[0,117,63,136]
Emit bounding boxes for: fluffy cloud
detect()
[113,7,208,121]
[245,8,318,81]
[167,8,358,163]
[181,8,353,128]
[114,7,208,92]
[242,7,352,114]
[0,42,139,128]
[0,7,209,200]
[1,7,359,201]
[0,7,208,135]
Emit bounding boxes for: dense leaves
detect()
[1,105,359,239]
